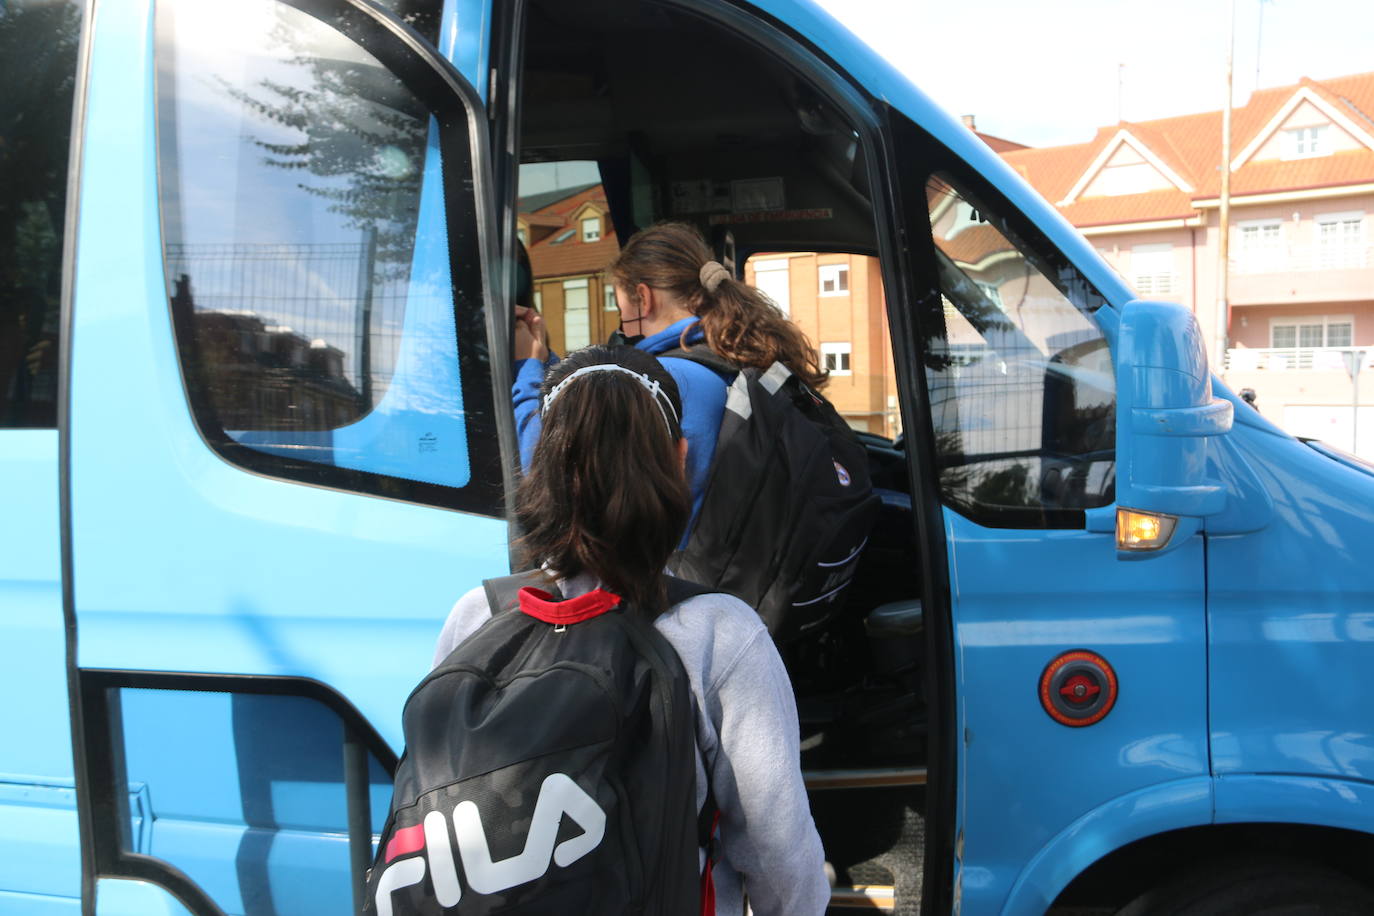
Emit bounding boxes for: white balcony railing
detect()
[1225,346,1368,372]
[1231,245,1372,275]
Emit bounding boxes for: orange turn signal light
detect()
[1116,508,1178,551]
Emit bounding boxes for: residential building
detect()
[518,182,621,354]
[743,252,899,436]
[999,71,1374,456]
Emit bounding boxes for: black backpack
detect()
[365,572,714,916]
[664,347,881,642]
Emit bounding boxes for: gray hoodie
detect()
[433,572,830,916]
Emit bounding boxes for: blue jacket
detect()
[512,318,728,531]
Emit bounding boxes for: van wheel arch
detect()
[1114,856,1374,915]
[1047,823,1374,914]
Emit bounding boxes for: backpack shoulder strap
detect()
[659,344,738,380]
[663,574,715,609]
[482,569,559,615]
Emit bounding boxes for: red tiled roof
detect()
[1059,189,1198,228]
[537,185,609,219]
[529,232,619,279]
[999,138,1100,203]
[940,224,1014,266]
[522,185,619,279]
[1002,70,1374,227]
[1228,148,1374,196]
[1115,119,1198,189]
[976,131,1028,153]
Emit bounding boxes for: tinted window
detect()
[156,0,499,513]
[924,174,1115,527]
[0,1,81,429]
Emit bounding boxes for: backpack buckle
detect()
[553,624,567,633]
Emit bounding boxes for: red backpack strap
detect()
[697,782,720,916]
[517,586,621,624]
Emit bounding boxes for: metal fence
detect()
[164,237,405,393]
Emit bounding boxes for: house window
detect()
[581,216,601,242]
[1328,322,1354,347]
[818,263,849,296]
[1281,125,1330,160]
[752,258,791,316]
[975,281,1004,309]
[1236,220,1283,273]
[1316,212,1366,269]
[550,228,575,245]
[1270,315,1354,349]
[604,284,618,311]
[517,226,528,246]
[563,279,590,351]
[821,342,852,376]
[1131,244,1174,296]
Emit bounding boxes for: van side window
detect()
[924,174,1115,527]
[155,0,499,514]
[0,1,81,429]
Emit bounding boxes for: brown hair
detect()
[515,345,690,616]
[607,222,828,389]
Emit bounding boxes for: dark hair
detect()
[607,222,829,389]
[515,345,690,615]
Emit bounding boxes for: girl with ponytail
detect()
[435,345,829,915]
[512,222,827,530]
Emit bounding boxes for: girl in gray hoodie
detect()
[434,344,828,916]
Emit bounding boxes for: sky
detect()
[812,0,1374,148]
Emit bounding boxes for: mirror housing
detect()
[1115,300,1232,518]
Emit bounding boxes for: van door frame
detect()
[487,2,958,911]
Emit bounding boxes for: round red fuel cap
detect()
[1039,650,1118,727]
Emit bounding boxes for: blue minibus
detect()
[3,0,1373,913]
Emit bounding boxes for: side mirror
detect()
[1110,300,1232,554]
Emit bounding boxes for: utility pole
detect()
[1345,349,1366,456]
[1255,0,1266,87]
[1117,63,1125,123]
[1215,0,1236,371]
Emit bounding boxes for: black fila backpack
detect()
[664,347,881,642]
[365,572,715,916]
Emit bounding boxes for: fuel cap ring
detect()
[1039,649,1118,727]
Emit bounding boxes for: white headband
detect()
[542,364,680,438]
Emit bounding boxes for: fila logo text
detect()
[374,772,606,916]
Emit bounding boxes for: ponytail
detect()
[608,222,829,389]
[515,345,689,616]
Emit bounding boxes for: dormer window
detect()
[581,216,601,242]
[1282,125,1329,159]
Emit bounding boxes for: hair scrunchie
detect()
[699,260,730,294]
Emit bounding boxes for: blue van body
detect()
[2,0,1372,914]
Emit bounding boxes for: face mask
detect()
[608,312,646,348]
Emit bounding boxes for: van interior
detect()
[513,1,929,911]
